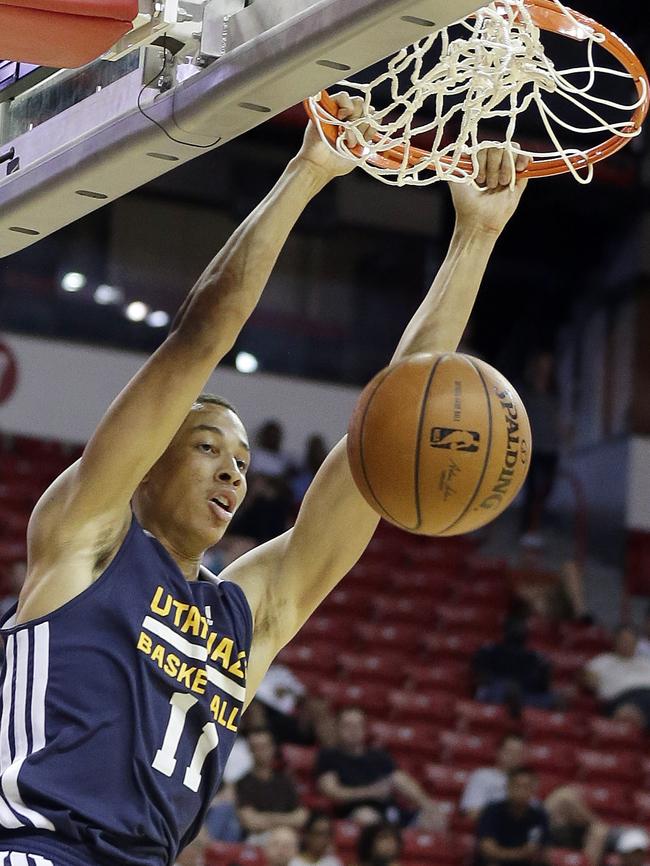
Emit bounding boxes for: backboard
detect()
[0,0,483,258]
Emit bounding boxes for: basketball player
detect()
[0,95,529,866]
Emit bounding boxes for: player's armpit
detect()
[225,437,378,666]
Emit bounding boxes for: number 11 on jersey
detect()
[153,692,220,792]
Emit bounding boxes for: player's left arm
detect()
[227,149,530,700]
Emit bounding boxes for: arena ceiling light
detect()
[146,310,170,328]
[125,300,149,322]
[94,284,124,305]
[61,271,87,292]
[235,351,259,374]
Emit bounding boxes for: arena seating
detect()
[1,432,649,866]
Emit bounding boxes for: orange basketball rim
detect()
[305,0,650,180]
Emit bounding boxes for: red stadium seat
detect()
[369,720,440,760]
[373,595,440,625]
[407,661,471,696]
[455,699,510,733]
[390,570,457,597]
[388,690,456,724]
[0,0,138,68]
[436,603,502,633]
[562,623,612,653]
[320,587,376,614]
[422,633,485,661]
[422,763,470,798]
[319,681,387,714]
[576,748,640,783]
[465,555,508,581]
[281,744,316,777]
[589,717,643,750]
[527,742,578,775]
[536,773,572,798]
[582,783,633,820]
[334,820,360,853]
[298,613,357,643]
[439,731,497,768]
[634,790,650,822]
[402,831,462,864]
[545,649,590,677]
[454,579,510,610]
[338,652,408,685]
[549,850,590,866]
[357,622,421,653]
[276,642,338,675]
[522,708,587,744]
[205,842,267,866]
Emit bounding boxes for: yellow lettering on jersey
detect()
[228,651,247,679]
[192,669,208,695]
[206,632,218,655]
[210,637,233,667]
[177,663,196,688]
[164,653,181,677]
[150,586,172,617]
[181,605,202,637]
[171,600,190,627]
[210,695,240,732]
[137,632,153,654]
[151,644,166,668]
[226,706,239,732]
[199,615,210,640]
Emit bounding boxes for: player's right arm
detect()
[21,104,359,620]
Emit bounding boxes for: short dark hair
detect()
[508,766,536,782]
[193,393,241,420]
[499,733,524,749]
[357,823,402,863]
[303,811,331,834]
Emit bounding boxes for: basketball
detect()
[347,352,532,536]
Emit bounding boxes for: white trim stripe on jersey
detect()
[142,616,246,702]
[0,624,55,831]
[0,853,54,866]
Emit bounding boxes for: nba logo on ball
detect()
[347,352,532,536]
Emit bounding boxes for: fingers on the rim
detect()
[475,148,488,183]
[486,147,503,188]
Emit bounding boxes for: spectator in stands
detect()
[233,419,293,543]
[472,617,558,714]
[582,626,650,729]
[476,768,549,866]
[635,606,650,659]
[316,707,443,829]
[461,735,608,866]
[461,734,526,819]
[236,729,308,842]
[290,812,343,866]
[291,435,328,506]
[265,827,301,866]
[254,663,336,747]
[519,351,565,544]
[356,823,402,866]
[510,555,592,625]
[616,830,650,866]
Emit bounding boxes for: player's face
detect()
[616,628,637,658]
[140,404,249,549]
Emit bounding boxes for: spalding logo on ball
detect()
[347,352,531,536]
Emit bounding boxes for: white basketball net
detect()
[308,0,647,186]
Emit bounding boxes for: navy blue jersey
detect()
[0,514,253,866]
